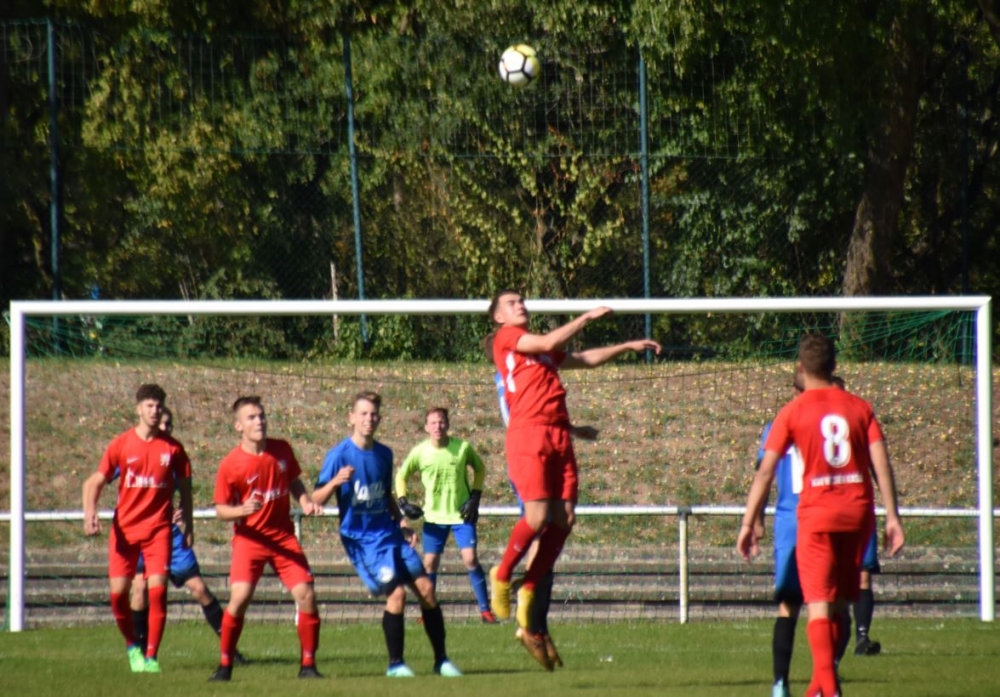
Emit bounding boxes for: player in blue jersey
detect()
[127,407,246,664]
[853,531,882,655]
[753,375,806,697]
[312,391,462,678]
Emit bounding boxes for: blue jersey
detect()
[317,438,401,544]
[758,422,802,550]
[495,370,510,427]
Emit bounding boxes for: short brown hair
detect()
[232,395,263,413]
[352,391,381,411]
[488,288,521,324]
[425,407,449,424]
[135,383,166,403]
[798,333,836,380]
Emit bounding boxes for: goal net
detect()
[4,297,994,630]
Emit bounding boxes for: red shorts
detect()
[108,522,171,580]
[230,530,314,590]
[506,423,578,503]
[796,520,874,603]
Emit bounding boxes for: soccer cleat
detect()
[143,658,161,674]
[386,663,416,678]
[518,629,554,671]
[542,633,563,668]
[854,636,882,656]
[298,665,322,679]
[772,678,791,697]
[208,665,233,682]
[232,651,250,666]
[434,659,463,677]
[481,609,498,624]
[490,566,511,620]
[515,586,535,631]
[127,645,146,673]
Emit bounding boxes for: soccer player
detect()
[487,354,598,668]
[313,391,462,678]
[208,396,323,682]
[738,333,905,697]
[487,289,660,670]
[82,383,194,674]
[394,407,495,623]
[128,407,246,665]
[753,374,806,697]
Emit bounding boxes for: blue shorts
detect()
[773,545,803,605]
[861,530,881,573]
[137,526,201,588]
[422,522,477,555]
[342,534,425,596]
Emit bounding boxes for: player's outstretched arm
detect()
[515,306,614,354]
[869,440,905,557]
[563,338,662,370]
[737,450,779,561]
[82,471,107,536]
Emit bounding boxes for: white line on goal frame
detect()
[7,296,994,630]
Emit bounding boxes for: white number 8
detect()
[820,415,851,467]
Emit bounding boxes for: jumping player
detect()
[208,396,323,682]
[313,391,462,678]
[82,383,194,674]
[738,333,904,697]
[487,289,660,669]
[394,407,494,623]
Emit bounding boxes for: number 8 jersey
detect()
[764,386,882,532]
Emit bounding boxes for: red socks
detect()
[145,584,167,658]
[297,610,320,667]
[806,617,839,696]
[110,591,138,646]
[220,610,245,667]
[496,518,539,582]
[523,524,571,588]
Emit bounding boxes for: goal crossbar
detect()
[7,296,994,630]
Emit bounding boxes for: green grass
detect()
[1,619,999,696]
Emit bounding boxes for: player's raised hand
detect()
[585,306,614,322]
[627,339,662,354]
[242,492,264,516]
[330,465,354,487]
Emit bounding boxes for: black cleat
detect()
[232,651,250,666]
[854,636,882,656]
[298,665,323,679]
[208,665,233,682]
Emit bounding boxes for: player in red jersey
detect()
[487,289,660,669]
[82,383,194,674]
[738,334,904,697]
[208,396,323,683]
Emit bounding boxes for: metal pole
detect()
[976,302,994,621]
[47,18,62,345]
[638,51,652,357]
[342,32,369,347]
[678,508,689,624]
[9,307,26,631]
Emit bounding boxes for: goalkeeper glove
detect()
[397,497,424,520]
[459,490,482,524]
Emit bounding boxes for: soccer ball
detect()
[498,44,540,88]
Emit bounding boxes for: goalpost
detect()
[6,296,994,631]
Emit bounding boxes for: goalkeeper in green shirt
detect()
[395,407,495,623]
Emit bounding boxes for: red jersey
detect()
[493,325,570,427]
[214,438,301,536]
[765,387,882,532]
[98,429,191,538]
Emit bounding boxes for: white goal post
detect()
[6,295,994,631]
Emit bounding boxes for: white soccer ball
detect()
[498,44,540,88]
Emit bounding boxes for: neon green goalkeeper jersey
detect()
[394,437,486,525]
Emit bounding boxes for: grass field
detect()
[1,618,999,696]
